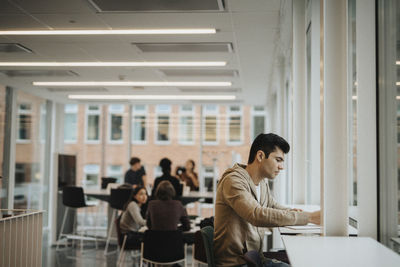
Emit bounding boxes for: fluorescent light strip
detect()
[0,61,226,67]
[0,29,216,35]
[33,81,232,87]
[68,95,236,100]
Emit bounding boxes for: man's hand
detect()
[290,208,303,212]
[307,210,321,225]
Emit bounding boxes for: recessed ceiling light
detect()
[68,95,236,100]
[33,81,232,87]
[0,61,226,67]
[0,29,216,35]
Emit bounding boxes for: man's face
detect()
[132,162,141,171]
[259,147,285,179]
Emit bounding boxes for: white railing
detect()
[0,209,44,267]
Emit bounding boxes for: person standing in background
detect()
[124,157,147,188]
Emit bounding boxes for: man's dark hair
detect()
[129,157,140,166]
[247,133,290,164]
[155,180,176,200]
[159,157,172,174]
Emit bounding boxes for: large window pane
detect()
[179,116,194,143]
[132,115,146,142]
[229,116,241,142]
[64,104,77,142]
[110,114,122,141]
[157,116,169,141]
[205,116,217,142]
[253,116,265,139]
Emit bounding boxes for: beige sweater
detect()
[214,164,309,266]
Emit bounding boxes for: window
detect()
[155,105,171,144]
[40,104,47,143]
[85,105,100,143]
[17,103,32,142]
[227,105,242,144]
[154,166,163,179]
[83,164,99,188]
[132,105,147,144]
[179,105,194,144]
[251,106,267,141]
[107,165,123,183]
[203,166,217,192]
[64,104,78,143]
[108,104,124,143]
[203,105,219,145]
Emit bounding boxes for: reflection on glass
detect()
[64,113,77,142]
[157,115,169,141]
[180,116,193,142]
[229,116,241,142]
[205,116,217,142]
[253,116,265,140]
[87,114,99,141]
[132,115,146,142]
[111,114,122,141]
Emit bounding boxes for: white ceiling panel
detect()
[9,0,94,14]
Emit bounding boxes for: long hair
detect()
[123,186,147,211]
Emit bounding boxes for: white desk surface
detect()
[85,189,213,198]
[282,236,400,267]
[279,224,358,236]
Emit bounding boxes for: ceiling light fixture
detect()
[33,81,232,87]
[68,95,236,100]
[0,29,216,35]
[0,61,226,67]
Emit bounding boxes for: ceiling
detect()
[0,0,287,105]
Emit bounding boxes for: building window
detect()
[64,104,78,143]
[108,104,124,143]
[203,166,218,192]
[179,105,194,144]
[154,166,163,178]
[85,105,100,143]
[107,165,123,183]
[203,105,218,145]
[155,105,171,144]
[17,103,32,142]
[83,164,99,188]
[132,105,147,144]
[227,105,242,144]
[251,106,267,141]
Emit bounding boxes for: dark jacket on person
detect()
[124,166,146,186]
[152,174,182,199]
[146,199,190,231]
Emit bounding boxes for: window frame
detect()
[250,106,267,143]
[108,104,124,144]
[226,105,243,145]
[202,104,219,146]
[16,103,32,143]
[131,105,148,145]
[84,104,101,144]
[155,104,171,145]
[178,105,195,145]
[63,104,78,144]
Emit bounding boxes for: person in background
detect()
[119,186,148,247]
[147,180,190,231]
[214,133,321,267]
[178,159,199,191]
[124,157,147,188]
[152,157,182,198]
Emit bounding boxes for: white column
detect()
[292,0,307,204]
[356,0,377,239]
[323,0,348,236]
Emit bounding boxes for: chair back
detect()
[101,177,118,189]
[62,186,87,208]
[200,226,216,267]
[194,230,207,264]
[109,188,133,210]
[244,250,263,267]
[115,215,124,247]
[143,230,184,263]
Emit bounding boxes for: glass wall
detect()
[13,91,49,225]
[0,86,5,207]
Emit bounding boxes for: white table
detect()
[279,224,358,236]
[282,236,400,267]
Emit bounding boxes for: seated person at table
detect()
[151,157,182,198]
[119,186,148,247]
[147,180,190,231]
[177,159,199,191]
[124,157,147,188]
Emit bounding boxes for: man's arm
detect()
[222,176,310,227]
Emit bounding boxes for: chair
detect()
[115,216,141,266]
[244,250,263,267]
[200,226,216,267]
[192,230,207,266]
[104,188,133,255]
[56,186,97,251]
[101,177,118,189]
[140,230,186,267]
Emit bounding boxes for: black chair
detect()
[104,188,133,255]
[200,226,215,267]
[101,177,118,189]
[244,250,263,267]
[56,186,97,251]
[140,230,186,267]
[115,216,141,266]
[192,230,207,266]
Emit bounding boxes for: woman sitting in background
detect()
[147,180,191,231]
[119,186,148,247]
[178,159,199,191]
